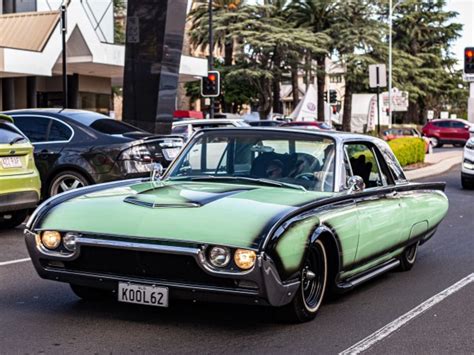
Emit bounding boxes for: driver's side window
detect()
[344,143,386,189]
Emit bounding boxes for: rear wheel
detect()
[280,240,328,323]
[430,137,440,148]
[398,242,419,271]
[0,210,28,229]
[48,171,89,197]
[70,284,112,301]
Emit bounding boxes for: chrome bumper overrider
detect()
[25,230,300,307]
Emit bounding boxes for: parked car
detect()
[461,137,474,189]
[281,121,333,130]
[0,114,41,228]
[4,109,183,197]
[421,119,470,148]
[383,128,433,154]
[25,127,448,322]
[171,118,249,141]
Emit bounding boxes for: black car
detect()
[4,109,183,197]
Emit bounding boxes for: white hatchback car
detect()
[462,138,474,189]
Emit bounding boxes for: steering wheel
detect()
[294,172,316,181]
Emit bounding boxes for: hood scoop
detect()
[123,184,253,209]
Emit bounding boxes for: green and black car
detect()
[25,128,448,322]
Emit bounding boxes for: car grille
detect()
[61,246,237,289]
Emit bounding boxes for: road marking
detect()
[340,273,474,355]
[0,257,31,267]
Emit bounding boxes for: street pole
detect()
[388,0,393,128]
[376,67,381,135]
[208,0,214,119]
[61,4,68,109]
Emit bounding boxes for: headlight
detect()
[234,249,257,270]
[41,231,61,250]
[209,246,231,267]
[463,159,474,170]
[63,232,79,252]
[466,139,474,150]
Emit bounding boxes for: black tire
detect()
[398,242,419,271]
[0,210,28,229]
[280,239,328,323]
[462,176,474,189]
[430,137,440,148]
[70,284,112,301]
[48,171,89,197]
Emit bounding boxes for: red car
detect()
[383,128,433,154]
[281,121,333,130]
[422,119,470,148]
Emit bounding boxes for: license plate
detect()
[118,282,168,307]
[162,147,180,160]
[0,156,22,169]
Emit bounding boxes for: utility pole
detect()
[61,4,68,109]
[208,0,214,119]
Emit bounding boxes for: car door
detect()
[11,115,73,185]
[451,121,469,142]
[345,142,405,264]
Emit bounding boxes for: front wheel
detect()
[398,241,419,271]
[430,137,440,148]
[280,239,328,322]
[0,210,28,229]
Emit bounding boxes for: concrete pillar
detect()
[26,76,37,108]
[122,0,187,134]
[1,78,15,110]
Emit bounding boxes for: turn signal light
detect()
[234,249,257,270]
[41,231,61,250]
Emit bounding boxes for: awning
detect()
[0,11,60,52]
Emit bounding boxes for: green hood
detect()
[39,181,333,249]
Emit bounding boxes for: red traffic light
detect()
[208,74,217,81]
[467,50,474,59]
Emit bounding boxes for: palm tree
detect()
[288,0,338,121]
[188,0,244,67]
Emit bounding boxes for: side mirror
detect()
[347,175,365,194]
[151,163,164,181]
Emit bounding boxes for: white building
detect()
[0,0,207,114]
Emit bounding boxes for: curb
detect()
[406,156,462,180]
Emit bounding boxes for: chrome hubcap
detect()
[52,175,85,195]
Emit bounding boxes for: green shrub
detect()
[388,137,426,167]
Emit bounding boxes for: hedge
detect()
[388,137,426,167]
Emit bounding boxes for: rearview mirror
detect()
[347,175,365,194]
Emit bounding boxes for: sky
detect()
[446,0,474,68]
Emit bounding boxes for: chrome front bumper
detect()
[25,230,300,307]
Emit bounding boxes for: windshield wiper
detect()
[9,137,26,145]
[169,175,306,191]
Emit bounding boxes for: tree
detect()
[288,0,338,121]
[188,0,244,67]
[225,4,329,119]
[332,0,385,131]
[113,0,126,44]
[391,0,463,123]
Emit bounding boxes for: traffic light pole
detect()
[208,0,214,119]
[61,5,68,109]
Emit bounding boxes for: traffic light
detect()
[329,90,337,104]
[465,47,474,74]
[201,71,220,97]
[324,91,328,102]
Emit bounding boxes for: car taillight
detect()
[120,145,153,163]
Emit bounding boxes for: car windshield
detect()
[0,121,27,145]
[167,131,336,192]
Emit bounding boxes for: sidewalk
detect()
[405,149,463,180]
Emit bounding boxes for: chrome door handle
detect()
[385,191,398,198]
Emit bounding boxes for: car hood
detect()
[38,181,333,249]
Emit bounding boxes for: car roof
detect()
[193,126,382,144]
[3,109,110,125]
[173,119,245,125]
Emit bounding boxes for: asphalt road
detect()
[1,165,473,354]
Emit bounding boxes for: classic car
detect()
[25,128,448,322]
[0,114,41,229]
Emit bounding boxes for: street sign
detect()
[440,111,449,119]
[427,110,434,120]
[450,114,458,119]
[369,64,387,88]
[127,17,140,43]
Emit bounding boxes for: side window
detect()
[12,116,50,143]
[451,121,466,129]
[345,143,387,189]
[49,120,72,141]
